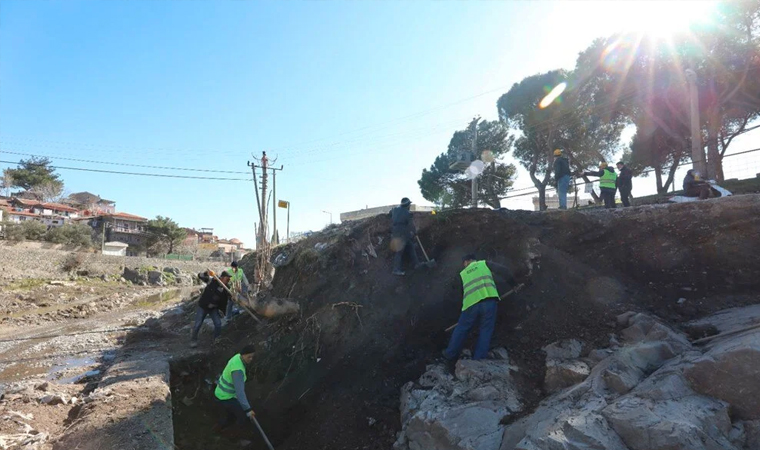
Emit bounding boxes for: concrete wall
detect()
[340,204,436,222]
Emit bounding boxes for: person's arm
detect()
[485,261,518,287]
[583,169,604,177]
[231,370,252,412]
[198,271,211,284]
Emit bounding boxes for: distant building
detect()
[340,204,436,222]
[78,212,148,249]
[102,241,129,257]
[67,192,116,215]
[531,194,595,211]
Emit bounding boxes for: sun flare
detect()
[612,1,716,38]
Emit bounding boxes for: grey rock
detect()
[543,339,583,361]
[602,362,644,395]
[467,385,501,402]
[163,267,181,275]
[545,360,590,393]
[616,311,637,327]
[587,348,614,364]
[490,347,510,361]
[40,394,68,405]
[35,381,49,392]
[147,271,165,286]
[122,267,147,284]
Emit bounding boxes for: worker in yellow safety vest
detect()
[213,345,257,433]
[442,254,521,361]
[583,162,618,209]
[224,261,250,320]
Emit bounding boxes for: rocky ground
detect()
[2,194,760,450]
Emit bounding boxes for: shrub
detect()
[2,222,25,242]
[61,253,87,272]
[45,223,94,247]
[21,220,47,240]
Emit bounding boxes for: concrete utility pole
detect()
[470,117,480,208]
[270,164,283,245]
[685,69,707,177]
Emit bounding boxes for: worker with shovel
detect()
[190,270,232,348]
[443,255,521,361]
[213,345,275,449]
[224,261,250,321]
[389,197,423,276]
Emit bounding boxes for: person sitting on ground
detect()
[389,197,422,276]
[683,169,712,200]
[190,270,232,348]
[583,162,618,209]
[213,345,257,434]
[224,261,250,321]
[442,254,521,362]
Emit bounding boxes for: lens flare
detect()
[539,82,567,109]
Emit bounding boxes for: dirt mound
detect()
[170,195,760,450]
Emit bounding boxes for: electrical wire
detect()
[0,160,251,181]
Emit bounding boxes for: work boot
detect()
[392,270,405,276]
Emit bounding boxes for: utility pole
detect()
[260,152,268,248]
[470,117,480,208]
[247,161,264,249]
[270,164,283,245]
[685,69,707,177]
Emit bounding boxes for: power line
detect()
[0,150,250,174]
[0,159,251,181]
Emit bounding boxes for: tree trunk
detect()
[655,165,665,194]
[537,185,546,211]
[580,175,600,203]
[663,158,681,193]
[706,110,723,181]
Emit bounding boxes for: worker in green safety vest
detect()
[583,162,618,209]
[224,261,250,320]
[442,254,520,361]
[213,344,257,433]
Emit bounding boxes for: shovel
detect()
[415,236,437,268]
[445,284,525,332]
[207,269,263,324]
[251,416,275,450]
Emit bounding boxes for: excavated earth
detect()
[3,194,760,450]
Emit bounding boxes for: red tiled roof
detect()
[41,202,79,213]
[109,212,148,221]
[13,198,42,206]
[5,210,41,218]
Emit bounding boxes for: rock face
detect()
[543,339,589,393]
[394,351,521,450]
[122,267,147,284]
[147,270,164,286]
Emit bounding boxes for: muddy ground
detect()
[2,195,760,450]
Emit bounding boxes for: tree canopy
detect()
[146,216,187,255]
[6,157,64,199]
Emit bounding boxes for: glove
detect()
[246,410,256,421]
[208,270,216,277]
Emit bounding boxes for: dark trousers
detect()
[619,188,632,207]
[217,398,248,428]
[393,239,420,272]
[444,299,498,360]
[600,187,617,209]
[686,184,711,200]
[191,306,221,341]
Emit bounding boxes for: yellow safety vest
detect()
[215,354,246,401]
[600,169,617,189]
[460,261,499,311]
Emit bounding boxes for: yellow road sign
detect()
[278,200,289,209]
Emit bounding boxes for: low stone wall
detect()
[0,243,217,281]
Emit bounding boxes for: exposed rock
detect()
[545,360,590,393]
[40,393,68,405]
[616,311,637,327]
[490,347,510,361]
[602,362,644,395]
[122,267,148,285]
[147,271,165,286]
[543,339,583,361]
[34,382,49,392]
[685,328,760,420]
[163,267,181,275]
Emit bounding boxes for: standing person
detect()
[213,345,257,433]
[553,149,572,210]
[616,161,633,207]
[442,254,520,361]
[584,162,618,209]
[389,197,421,276]
[224,261,250,320]
[683,169,711,199]
[190,270,233,348]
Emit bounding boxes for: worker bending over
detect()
[214,345,257,433]
[389,197,422,276]
[683,169,712,200]
[443,254,520,361]
[224,261,250,320]
[190,270,232,348]
[583,162,618,209]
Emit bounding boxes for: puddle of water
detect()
[133,287,198,309]
[59,369,101,384]
[47,357,96,381]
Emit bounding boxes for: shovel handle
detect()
[251,416,275,450]
[207,269,262,324]
[415,236,431,262]
[445,284,525,332]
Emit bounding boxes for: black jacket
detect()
[617,166,633,191]
[553,157,571,179]
[389,205,416,239]
[457,260,518,297]
[683,172,702,191]
[198,277,232,312]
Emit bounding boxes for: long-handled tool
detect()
[415,235,437,268]
[251,416,275,450]
[445,283,525,332]
[207,269,262,324]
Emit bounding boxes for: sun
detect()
[611,1,716,38]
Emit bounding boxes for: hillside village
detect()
[0,190,248,259]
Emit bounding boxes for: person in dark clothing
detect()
[213,344,257,434]
[389,197,421,276]
[553,149,572,209]
[443,255,520,361]
[190,270,233,348]
[584,162,618,209]
[683,169,711,200]
[616,162,633,207]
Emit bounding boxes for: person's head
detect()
[599,162,608,169]
[616,161,625,170]
[400,197,412,208]
[553,149,563,158]
[239,344,256,364]
[220,271,232,285]
[462,253,477,268]
[231,261,239,270]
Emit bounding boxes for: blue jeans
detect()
[191,306,222,341]
[393,238,420,272]
[557,175,571,209]
[444,299,498,360]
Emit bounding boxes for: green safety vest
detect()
[600,169,617,189]
[215,354,246,401]
[460,260,499,311]
[226,268,245,282]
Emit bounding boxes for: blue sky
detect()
[2,1,758,247]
